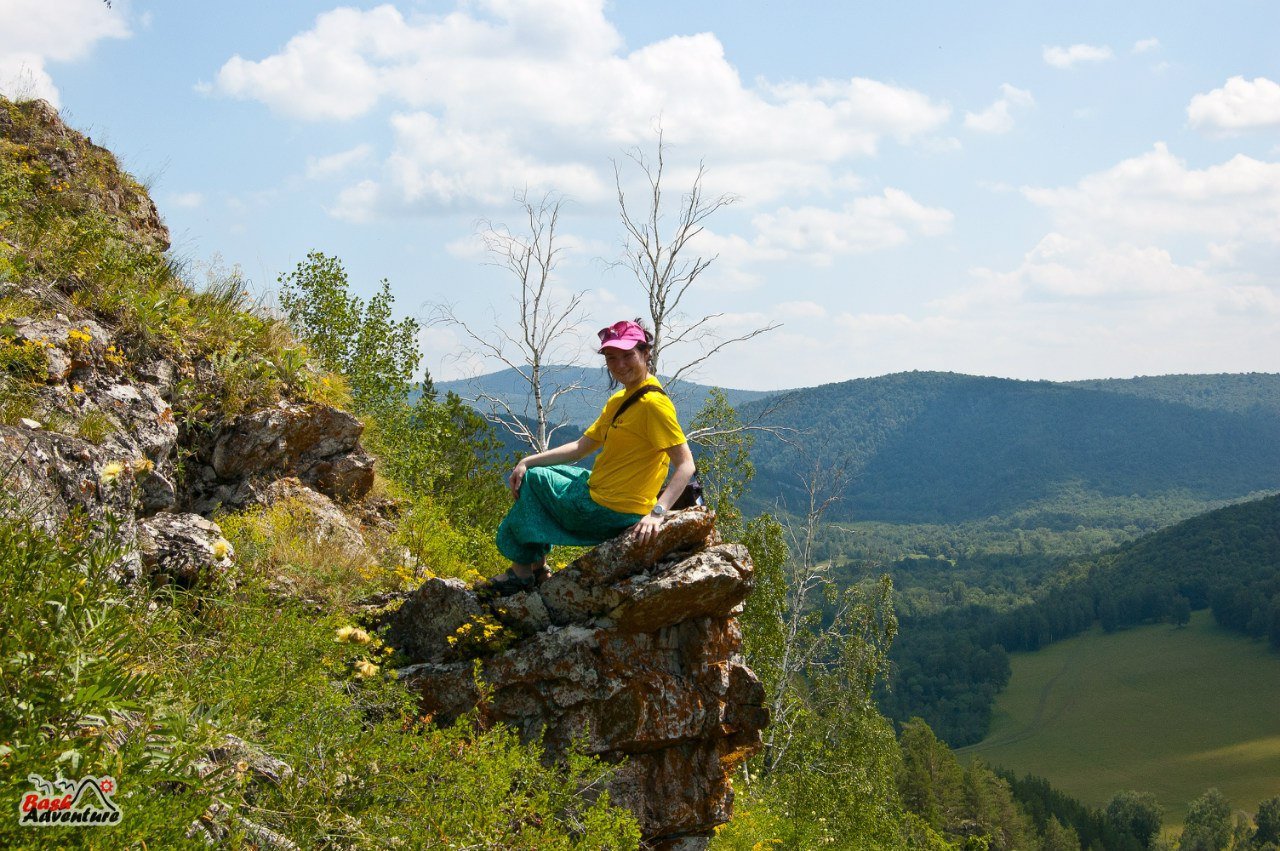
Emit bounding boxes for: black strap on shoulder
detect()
[610,384,666,426]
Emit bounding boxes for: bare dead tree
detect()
[614,128,780,398]
[758,450,854,774]
[431,191,589,453]
[753,450,894,784]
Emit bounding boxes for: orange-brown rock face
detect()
[391,509,767,849]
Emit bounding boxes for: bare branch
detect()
[429,190,589,453]
[666,323,782,389]
[613,125,772,387]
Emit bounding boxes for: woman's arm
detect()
[631,442,696,543]
[655,442,695,512]
[508,435,602,497]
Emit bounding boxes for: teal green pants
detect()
[495,465,643,564]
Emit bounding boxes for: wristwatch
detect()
[650,503,668,517]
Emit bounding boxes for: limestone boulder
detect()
[394,508,767,849]
[0,422,142,581]
[207,401,373,506]
[136,512,232,587]
[259,476,370,561]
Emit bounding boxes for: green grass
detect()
[960,610,1280,826]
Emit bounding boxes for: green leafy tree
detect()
[376,386,509,526]
[1181,789,1232,851]
[689,387,755,540]
[1255,796,1280,847]
[277,251,506,549]
[961,760,1040,851]
[739,512,786,697]
[898,718,967,833]
[278,251,421,417]
[1170,595,1192,628]
[1042,816,1082,851]
[1106,790,1163,848]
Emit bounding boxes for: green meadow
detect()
[961,611,1280,825]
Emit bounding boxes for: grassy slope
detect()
[960,611,1280,824]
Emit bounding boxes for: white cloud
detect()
[1132,37,1160,54]
[210,0,951,216]
[0,0,130,106]
[995,234,1212,300]
[964,84,1034,134]
[1187,76,1280,134]
[169,192,205,209]
[751,189,953,265]
[899,140,1280,387]
[776,300,828,319]
[1022,143,1280,247]
[1042,43,1113,69]
[892,233,1279,387]
[306,144,375,179]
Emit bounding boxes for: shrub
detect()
[0,508,218,848]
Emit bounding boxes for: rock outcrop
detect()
[387,508,768,849]
[0,98,170,252]
[0,98,378,587]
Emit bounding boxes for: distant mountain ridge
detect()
[740,371,1280,525]
[1065,372,1280,414]
[437,365,777,434]
[439,368,1280,527]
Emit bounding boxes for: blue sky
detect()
[3,0,1278,391]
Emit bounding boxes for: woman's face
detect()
[604,346,648,387]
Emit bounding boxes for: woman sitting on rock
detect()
[487,319,697,595]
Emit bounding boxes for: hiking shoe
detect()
[478,569,536,597]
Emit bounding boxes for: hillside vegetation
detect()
[0,95,639,848]
[883,494,1280,747]
[2,94,1100,851]
[741,371,1280,526]
[1066,373,1280,415]
[965,611,1280,827]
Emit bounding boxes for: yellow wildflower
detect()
[335,626,371,644]
[211,538,232,561]
[353,660,379,679]
[98,461,125,484]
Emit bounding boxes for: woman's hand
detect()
[508,461,528,498]
[631,512,663,544]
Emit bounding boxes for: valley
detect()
[963,611,1280,826]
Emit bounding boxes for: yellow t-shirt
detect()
[584,377,687,515]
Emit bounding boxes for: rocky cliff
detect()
[384,508,767,850]
[0,97,375,585]
[1,97,766,847]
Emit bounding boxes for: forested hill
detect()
[740,371,1280,525]
[884,493,1280,745]
[437,365,775,432]
[1066,372,1280,414]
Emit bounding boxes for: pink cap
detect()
[597,320,649,352]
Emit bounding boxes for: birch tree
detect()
[614,129,780,395]
[432,191,589,453]
[750,452,897,778]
